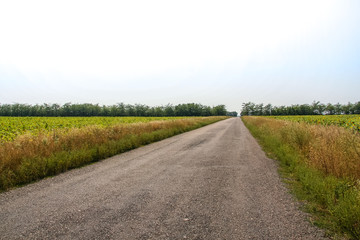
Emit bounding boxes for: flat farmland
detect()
[0,116,188,142]
[0,116,227,190]
[268,115,360,132]
[0,118,326,239]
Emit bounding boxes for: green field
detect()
[0,116,188,142]
[0,116,227,191]
[268,115,360,132]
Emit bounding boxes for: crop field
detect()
[268,115,360,132]
[0,116,187,142]
[0,116,227,191]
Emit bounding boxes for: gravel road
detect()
[0,118,327,239]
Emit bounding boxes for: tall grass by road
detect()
[242,116,360,239]
[0,116,227,191]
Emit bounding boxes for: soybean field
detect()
[0,116,187,142]
[268,115,360,132]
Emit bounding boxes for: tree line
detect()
[0,103,236,117]
[241,101,360,116]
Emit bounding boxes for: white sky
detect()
[1,0,359,112]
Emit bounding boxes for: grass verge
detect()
[242,116,360,239]
[0,117,228,191]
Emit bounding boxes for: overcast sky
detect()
[1,0,359,112]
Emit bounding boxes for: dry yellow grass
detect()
[243,116,360,180]
[307,125,360,179]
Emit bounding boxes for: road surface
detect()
[0,118,327,239]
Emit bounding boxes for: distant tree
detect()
[240,101,359,116]
[241,102,256,116]
[0,102,228,117]
[164,104,175,116]
[174,104,188,116]
[299,104,312,115]
[311,101,325,115]
[126,104,136,116]
[354,101,360,114]
[212,105,227,116]
[0,104,11,116]
[343,102,354,114]
[254,103,264,116]
[134,104,149,116]
[201,106,212,116]
[263,104,272,116]
[153,106,165,116]
[325,103,335,115]
[116,103,127,116]
[226,111,238,117]
[334,103,343,115]
[187,103,202,116]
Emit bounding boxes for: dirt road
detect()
[0,118,326,239]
